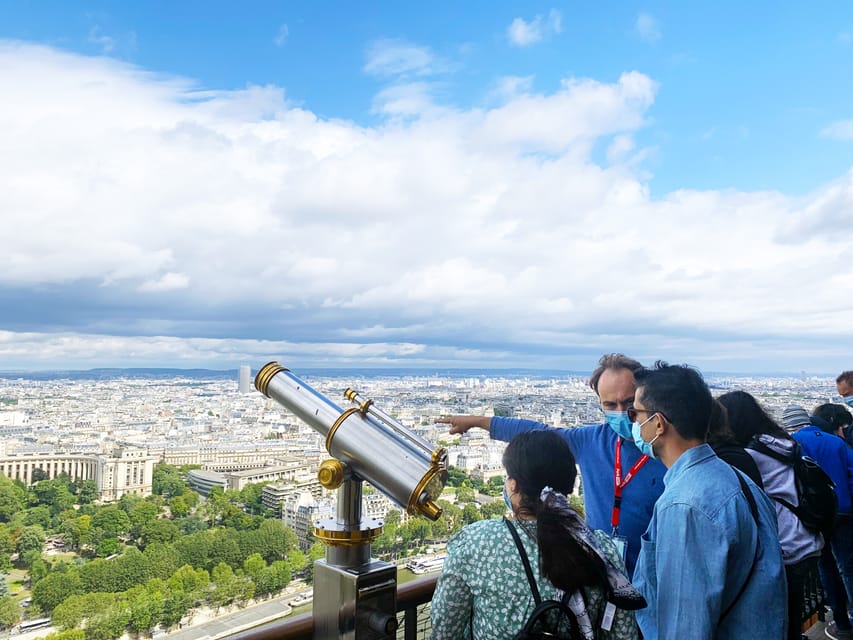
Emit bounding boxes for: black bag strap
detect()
[746,437,804,515]
[747,436,799,464]
[503,517,582,640]
[720,470,760,621]
[504,516,542,604]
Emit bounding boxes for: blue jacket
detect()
[490,417,666,577]
[633,444,787,639]
[793,425,853,514]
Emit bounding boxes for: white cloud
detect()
[139,272,191,293]
[88,26,117,53]
[364,39,436,78]
[508,10,562,47]
[274,23,289,46]
[0,41,851,373]
[635,13,661,43]
[821,119,853,140]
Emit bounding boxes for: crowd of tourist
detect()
[429,358,853,640]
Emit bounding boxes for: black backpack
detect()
[747,437,838,536]
[503,517,581,640]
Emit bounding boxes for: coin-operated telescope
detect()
[254,362,447,640]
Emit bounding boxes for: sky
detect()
[1,2,852,375]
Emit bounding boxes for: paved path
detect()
[164,593,310,640]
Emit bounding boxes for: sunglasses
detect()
[627,407,669,423]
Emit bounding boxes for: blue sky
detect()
[1,2,852,374]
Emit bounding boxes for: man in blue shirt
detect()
[435,353,666,577]
[631,362,786,639]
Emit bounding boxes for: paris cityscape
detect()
[0,364,844,639]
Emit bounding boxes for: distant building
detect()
[0,446,156,501]
[238,365,252,394]
[282,492,335,549]
[186,469,227,496]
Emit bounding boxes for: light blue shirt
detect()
[633,444,787,639]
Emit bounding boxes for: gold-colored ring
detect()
[254,362,287,396]
[407,465,443,519]
[431,447,447,464]
[358,398,373,414]
[325,407,360,454]
[312,525,383,547]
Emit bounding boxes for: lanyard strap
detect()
[611,439,650,530]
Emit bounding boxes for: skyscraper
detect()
[238,365,252,393]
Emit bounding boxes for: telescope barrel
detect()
[255,362,446,521]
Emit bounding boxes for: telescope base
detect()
[312,559,398,640]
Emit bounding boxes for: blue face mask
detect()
[843,396,853,409]
[604,410,633,440]
[503,485,513,511]
[631,414,659,459]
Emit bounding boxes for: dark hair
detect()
[837,371,853,386]
[589,353,643,394]
[633,361,712,441]
[717,390,790,446]
[502,430,607,593]
[813,403,853,432]
[705,399,735,445]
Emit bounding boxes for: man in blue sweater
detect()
[435,353,665,577]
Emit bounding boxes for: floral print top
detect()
[430,518,639,640]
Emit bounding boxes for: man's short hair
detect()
[813,403,853,431]
[589,353,643,393]
[837,371,853,386]
[634,361,713,441]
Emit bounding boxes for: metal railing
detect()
[226,574,439,640]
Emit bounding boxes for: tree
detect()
[91,507,131,538]
[153,465,187,499]
[44,630,85,640]
[94,538,121,559]
[455,486,476,504]
[0,477,27,522]
[480,501,508,519]
[77,480,98,505]
[462,503,481,525]
[32,570,83,613]
[16,525,46,557]
[23,505,52,529]
[84,605,130,640]
[128,501,160,538]
[168,495,189,518]
[126,585,164,635]
[0,595,21,629]
[138,519,179,548]
[304,541,325,584]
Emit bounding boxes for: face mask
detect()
[843,396,853,409]
[631,414,660,459]
[604,410,634,440]
[503,485,513,511]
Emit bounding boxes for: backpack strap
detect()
[504,516,542,605]
[746,437,802,516]
[746,436,797,464]
[720,470,760,621]
[503,517,582,640]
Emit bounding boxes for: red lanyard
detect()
[611,439,650,530]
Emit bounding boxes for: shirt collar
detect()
[663,443,715,486]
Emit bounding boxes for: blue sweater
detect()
[491,417,666,576]
[793,425,853,514]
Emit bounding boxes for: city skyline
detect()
[1,3,852,374]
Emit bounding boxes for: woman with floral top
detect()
[430,430,643,640]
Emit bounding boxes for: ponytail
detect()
[536,488,609,594]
